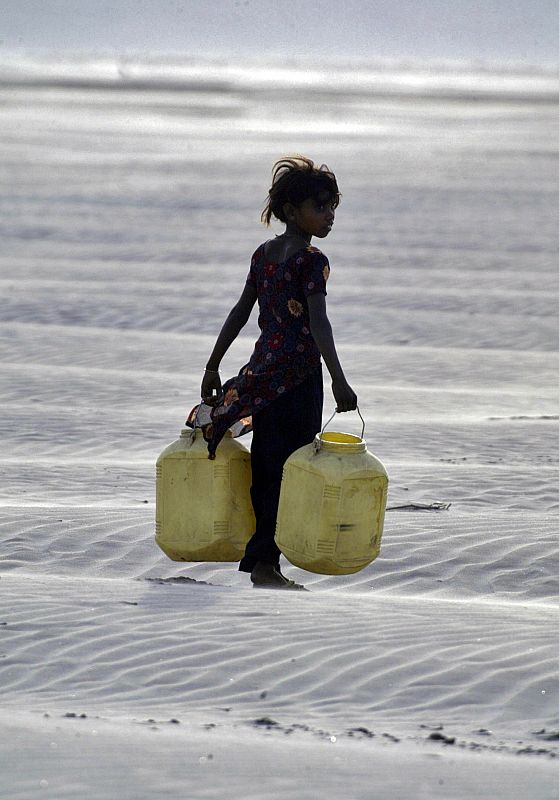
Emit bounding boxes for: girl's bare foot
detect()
[250,562,307,591]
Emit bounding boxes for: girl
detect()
[198,156,357,589]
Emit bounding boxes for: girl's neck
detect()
[282,223,312,244]
[265,226,310,264]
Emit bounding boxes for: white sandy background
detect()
[1,55,558,798]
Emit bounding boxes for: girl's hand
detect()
[332,377,358,413]
[201,370,222,406]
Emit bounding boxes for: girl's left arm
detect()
[307,293,357,413]
[201,284,258,403]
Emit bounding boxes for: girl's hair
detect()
[261,155,340,226]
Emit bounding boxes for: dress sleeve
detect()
[246,245,262,288]
[301,248,330,297]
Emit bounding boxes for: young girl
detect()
[198,156,357,589]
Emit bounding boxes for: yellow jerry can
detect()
[275,420,388,575]
[155,428,255,561]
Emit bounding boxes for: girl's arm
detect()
[307,293,357,413]
[201,284,258,403]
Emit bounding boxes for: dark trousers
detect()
[239,367,324,573]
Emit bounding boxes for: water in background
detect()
[1,50,558,505]
[2,51,558,336]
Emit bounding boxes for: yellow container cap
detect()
[316,432,366,453]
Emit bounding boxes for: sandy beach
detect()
[1,53,558,798]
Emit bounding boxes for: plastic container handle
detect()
[316,406,365,450]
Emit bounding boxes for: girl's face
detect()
[290,191,336,239]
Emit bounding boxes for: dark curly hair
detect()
[261,155,340,226]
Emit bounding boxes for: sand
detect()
[1,54,558,798]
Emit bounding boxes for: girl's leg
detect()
[239,367,323,573]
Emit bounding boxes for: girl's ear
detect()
[283,202,297,222]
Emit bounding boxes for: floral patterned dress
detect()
[192,242,330,458]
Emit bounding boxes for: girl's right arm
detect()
[201,284,258,403]
[307,293,357,413]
